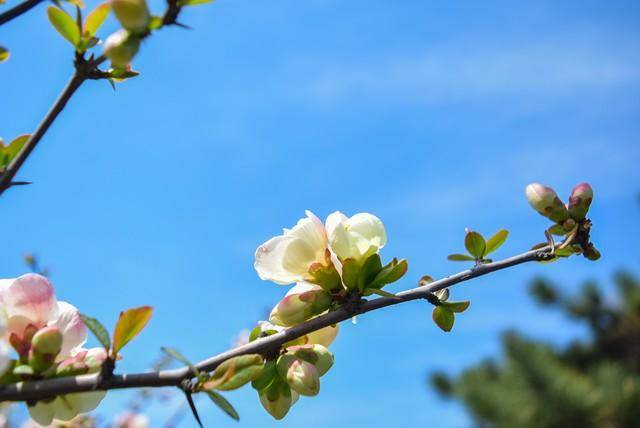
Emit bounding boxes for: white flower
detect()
[255,211,329,285]
[325,211,387,263]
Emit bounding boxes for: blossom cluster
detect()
[0,275,106,426]
[249,210,406,418]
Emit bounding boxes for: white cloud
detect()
[302,35,640,105]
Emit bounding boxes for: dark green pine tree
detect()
[430,272,640,428]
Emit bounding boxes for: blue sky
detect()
[1,0,639,426]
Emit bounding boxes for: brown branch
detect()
[0,246,554,402]
[0,72,86,196]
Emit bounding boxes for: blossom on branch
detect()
[0,274,106,426]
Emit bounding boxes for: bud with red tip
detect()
[525,183,569,223]
[568,183,593,221]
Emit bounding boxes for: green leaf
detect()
[178,0,213,6]
[447,254,475,262]
[83,2,110,37]
[148,16,164,30]
[251,360,276,391]
[206,390,240,421]
[13,364,34,376]
[368,258,408,289]
[358,253,382,292]
[1,134,30,171]
[548,224,567,236]
[484,229,509,255]
[162,346,201,377]
[80,314,110,350]
[112,306,153,354]
[442,300,470,313]
[248,325,262,342]
[432,306,455,332]
[366,288,401,299]
[465,231,486,259]
[0,46,9,63]
[47,7,81,47]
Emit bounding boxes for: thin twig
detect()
[0,246,553,402]
[0,0,44,26]
[0,72,86,196]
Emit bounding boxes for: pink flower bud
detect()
[286,344,334,376]
[269,283,332,327]
[277,355,320,396]
[567,182,593,221]
[525,183,569,223]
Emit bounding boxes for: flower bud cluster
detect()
[244,321,336,419]
[525,182,599,260]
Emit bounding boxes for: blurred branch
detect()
[0,245,554,402]
[0,0,184,197]
[0,0,44,26]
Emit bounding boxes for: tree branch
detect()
[0,71,86,196]
[0,0,44,26]
[0,245,554,402]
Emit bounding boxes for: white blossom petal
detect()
[53,302,88,359]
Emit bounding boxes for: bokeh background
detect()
[2,0,639,426]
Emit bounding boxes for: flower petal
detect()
[28,401,56,426]
[54,301,88,358]
[255,236,304,285]
[305,324,338,347]
[0,274,58,329]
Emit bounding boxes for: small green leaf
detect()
[0,46,9,63]
[368,258,408,289]
[464,231,486,259]
[366,288,401,299]
[148,16,164,30]
[432,306,455,332]
[47,7,81,47]
[83,2,110,37]
[206,390,240,421]
[162,346,201,377]
[251,360,276,391]
[442,300,470,313]
[80,314,111,350]
[1,134,30,171]
[484,229,508,255]
[13,364,35,376]
[178,0,213,6]
[112,306,153,354]
[548,224,567,236]
[447,254,475,262]
[418,275,434,286]
[248,325,262,342]
[358,253,382,292]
